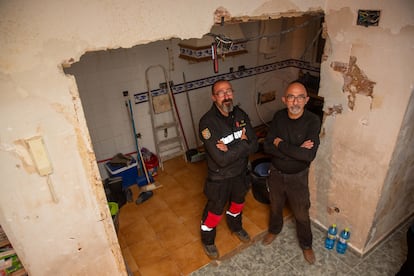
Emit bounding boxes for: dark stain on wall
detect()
[325,104,343,116]
[320,104,343,137]
[331,56,376,110]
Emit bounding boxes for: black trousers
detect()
[267,166,312,249]
[201,173,249,245]
[396,222,414,276]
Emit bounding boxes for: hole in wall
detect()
[63,13,325,183]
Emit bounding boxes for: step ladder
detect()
[145,65,186,170]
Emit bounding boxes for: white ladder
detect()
[145,65,186,170]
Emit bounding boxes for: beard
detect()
[288,105,303,115]
[219,99,234,114]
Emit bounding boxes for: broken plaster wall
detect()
[312,0,414,254]
[0,0,325,274]
[2,0,411,272]
[369,89,414,250]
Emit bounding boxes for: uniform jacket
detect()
[199,104,258,180]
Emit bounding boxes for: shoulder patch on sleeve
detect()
[201,128,211,140]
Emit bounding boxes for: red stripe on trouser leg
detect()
[204,211,222,228]
[228,202,244,216]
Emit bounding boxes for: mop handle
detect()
[126,97,151,183]
[183,72,198,147]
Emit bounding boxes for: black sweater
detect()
[264,109,321,174]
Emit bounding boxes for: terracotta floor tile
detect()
[210,220,244,255]
[118,232,127,249]
[118,155,291,275]
[134,192,170,219]
[243,203,270,230]
[157,223,198,251]
[241,215,264,238]
[145,208,182,234]
[138,256,181,276]
[170,239,211,275]
[128,239,169,268]
[118,202,146,231]
[182,213,203,238]
[162,157,188,174]
[189,161,207,173]
[157,186,189,206]
[121,247,139,273]
[121,218,157,246]
[169,195,205,222]
[175,176,204,196]
[244,190,267,208]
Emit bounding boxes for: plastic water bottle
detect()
[325,224,337,250]
[336,228,351,254]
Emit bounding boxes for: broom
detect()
[183,72,205,163]
[123,91,162,198]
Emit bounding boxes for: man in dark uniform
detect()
[199,79,258,259]
[263,81,321,265]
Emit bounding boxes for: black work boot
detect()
[202,244,219,259]
[233,228,251,243]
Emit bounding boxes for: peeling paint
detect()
[320,104,343,136]
[214,7,232,24]
[331,56,376,110]
[11,139,37,174]
[319,127,325,138]
[50,93,112,222]
[66,84,125,271]
[325,104,343,117]
[359,117,369,126]
[321,22,330,62]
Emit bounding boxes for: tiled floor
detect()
[117,155,409,276]
[190,219,410,276]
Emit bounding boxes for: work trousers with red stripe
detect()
[201,173,249,245]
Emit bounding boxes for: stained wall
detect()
[312,0,414,254]
[0,0,413,274]
[0,1,324,274]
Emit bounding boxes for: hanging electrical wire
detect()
[215,35,233,55]
[206,14,323,46]
[300,26,323,61]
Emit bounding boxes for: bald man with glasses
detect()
[263,81,321,265]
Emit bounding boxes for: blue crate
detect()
[105,158,139,188]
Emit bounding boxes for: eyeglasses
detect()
[214,88,234,98]
[285,94,307,102]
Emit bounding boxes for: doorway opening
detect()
[64,12,325,180]
[63,12,325,274]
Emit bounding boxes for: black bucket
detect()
[250,157,271,204]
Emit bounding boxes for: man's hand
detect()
[241,127,248,140]
[273,137,283,147]
[301,140,314,149]
[216,140,228,152]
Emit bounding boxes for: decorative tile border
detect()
[179,42,247,61]
[134,59,320,104]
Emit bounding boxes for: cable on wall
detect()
[205,14,323,46]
